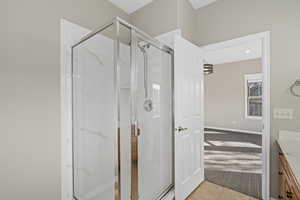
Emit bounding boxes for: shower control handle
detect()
[175,126,188,132]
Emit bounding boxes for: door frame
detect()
[201,31,271,200]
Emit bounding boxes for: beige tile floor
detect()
[187,181,258,200]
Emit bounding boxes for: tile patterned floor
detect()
[187,181,258,200]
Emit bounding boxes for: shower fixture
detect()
[138,43,153,112]
[204,63,213,75]
[71,17,174,200]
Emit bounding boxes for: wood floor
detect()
[204,129,262,199]
[187,181,258,200]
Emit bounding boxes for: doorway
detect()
[201,32,270,200]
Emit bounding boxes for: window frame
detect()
[244,73,263,120]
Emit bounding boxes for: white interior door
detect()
[174,36,204,200]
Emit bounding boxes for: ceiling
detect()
[109,0,218,14]
[203,40,262,65]
[188,0,218,9]
[108,0,154,14]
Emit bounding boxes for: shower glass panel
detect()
[72,18,173,200]
[72,24,118,200]
[135,37,173,200]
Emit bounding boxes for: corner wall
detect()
[130,0,179,37]
[177,0,197,43]
[130,0,196,43]
[0,1,129,200]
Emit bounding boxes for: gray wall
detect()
[130,0,179,37]
[177,0,197,43]
[195,0,300,198]
[0,0,129,200]
[205,59,262,132]
[130,0,196,42]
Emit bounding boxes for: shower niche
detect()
[71,18,174,200]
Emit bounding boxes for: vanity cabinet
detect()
[278,151,300,200]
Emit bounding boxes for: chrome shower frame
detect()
[71,17,175,200]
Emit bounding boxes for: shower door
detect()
[71,19,173,200]
[130,31,173,200]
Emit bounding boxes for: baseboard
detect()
[205,126,262,135]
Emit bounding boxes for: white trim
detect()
[244,73,263,120]
[205,126,262,135]
[245,116,262,120]
[262,31,271,200]
[155,29,181,48]
[202,31,271,200]
[204,39,262,65]
[202,32,269,52]
[61,19,90,200]
[245,73,263,81]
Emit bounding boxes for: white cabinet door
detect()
[174,36,204,200]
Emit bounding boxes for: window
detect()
[245,73,263,119]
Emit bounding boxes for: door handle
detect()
[175,126,188,132]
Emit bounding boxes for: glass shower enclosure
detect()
[71,18,174,200]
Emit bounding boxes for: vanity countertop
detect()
[277,130,300,185]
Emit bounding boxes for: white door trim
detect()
[61,19,90,200]
[201,31,271,200]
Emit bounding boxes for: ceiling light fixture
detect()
[203,63,213,75]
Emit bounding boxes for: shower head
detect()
[138,43,150,53]
[138,42,153,112]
